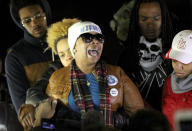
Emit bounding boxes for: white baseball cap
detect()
[165,30,192,64]
[68,21,102,57]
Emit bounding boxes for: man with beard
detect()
[118,0,174,111]
[5,0,53,130]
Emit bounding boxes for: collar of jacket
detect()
[24,31,48,49]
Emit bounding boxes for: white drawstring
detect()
[43,47,55,61]
[52,50,55,62]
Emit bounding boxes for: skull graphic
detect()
[139,36,163,72]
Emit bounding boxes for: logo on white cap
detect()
[80,24,101,34]
[165,30,192,64]
[177,38,186,50]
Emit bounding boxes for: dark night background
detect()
[0,0,192,67]
[0,0,126,61]
[0,1,192,130]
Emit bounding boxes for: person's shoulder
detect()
[165,74,172,82]
[52,66,65,75]
[48,59,62,70]
[48,66,71,89]
[106,64,123,74]
[107,63,119,67]
[7,38,26,55]
[5,38,30,66]
[107,63,126,70]
[162,74,172,89]
[49,66,70,81]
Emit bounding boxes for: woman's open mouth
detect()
[88,49,99,57]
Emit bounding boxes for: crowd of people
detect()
[0,0,192,131]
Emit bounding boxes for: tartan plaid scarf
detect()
[70,60,112,126]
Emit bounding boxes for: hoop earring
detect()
[73,49,77,55]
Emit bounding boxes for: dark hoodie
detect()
[5,0,53,114]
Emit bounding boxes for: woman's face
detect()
[73,32,104,66]
[138,2,162,41]
[57,38,73,67]
[172,60,192,79]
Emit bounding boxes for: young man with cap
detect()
[33,21,144,129]
[162,30,192,131]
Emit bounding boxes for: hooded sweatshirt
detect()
[5,0,53,114]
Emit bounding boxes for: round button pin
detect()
[110,88,118,96]
[107,75,118,86]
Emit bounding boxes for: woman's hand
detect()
[18,104,35,130]
[34,98,57,127]
[21,111,35,130]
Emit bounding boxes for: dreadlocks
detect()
[118,0,174,111]
[124,0,174,71]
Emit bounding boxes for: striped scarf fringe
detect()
[70,60,112,126]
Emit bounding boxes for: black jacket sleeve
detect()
[5,51,30,114]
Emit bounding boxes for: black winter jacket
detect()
[5,0,53,114]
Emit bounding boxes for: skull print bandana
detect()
[138,36,163,72]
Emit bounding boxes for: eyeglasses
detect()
[79,33,104,44]
[21,13,46,26]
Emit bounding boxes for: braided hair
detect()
[119,0,174,73]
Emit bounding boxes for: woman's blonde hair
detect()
[46,18,80,54]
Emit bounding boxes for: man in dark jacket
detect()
[5,0,53,130]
